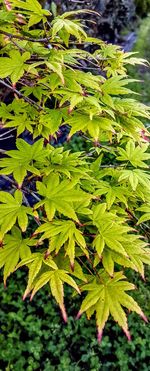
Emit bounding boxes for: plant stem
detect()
[0,30,51,43]
[0,79,43,110]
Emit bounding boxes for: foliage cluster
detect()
[47,0,150,43]
[0,270,150,371]
[46,0,136,42]
[0,0,150,341]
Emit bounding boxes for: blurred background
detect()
[0,1,150,370]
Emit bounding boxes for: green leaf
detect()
[35,219,88,267]
[46,61,65,85]
[92,204,131,257]
[79,271,147,341]
[51,17,87,42]
[39,109,63,137]
[0,138,47,185]
[94,181,129,209]
[136,204,150,224]
[0,190,33,237]
[101,76,136,95]
[0,227,35,284]
[118,169,150,191]
[23,254,43,299]
[31,268,80,322]
[54,254,87,282]
[0,50,30,83]
[66,113,115,140]
[35,175,92,222]
[117,141,150,168]
[50,270,67,321]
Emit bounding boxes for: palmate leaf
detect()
[118,169,150,191]
[44,147,88,179]
[78,271,147,342]
[66,112,115,140]
[0,1,150,342]
[55,253,87,283]
[10,0,46,13]
[9,0,50,26]
[94,234,150,278]
[39,109,63,138]
[122,51,149,67]
[123,238,150,279]
[0,190,34,237]
[24,267,80,322]
[92,203,131,257]
[94,181,130,209]
[0,227,36,284]
[35,174,92,222]
[113,98,150,119]
[63,69,102,93]
[101,76,137,96]
[0,50,30,83]
[101,249,134,277]
[136,204,150,224]
[35,219,88,268]
[49,269,80,321]
[0,138,48,186]
[16,251,58,298]
[4,112,34,136]
[51,16,87,42]
[117,141,150,168]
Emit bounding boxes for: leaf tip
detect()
[140,312,148,323]
[61,307,68,323]
[68,107,73,114]
[97,328,103,343]
[76,310,82,319]
[70,262,74,272]
[124,328,131,342]
[67,134,71,142]
[23,289,29,301]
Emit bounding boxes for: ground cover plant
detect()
[0,0,150,342]
[0,269,150,370]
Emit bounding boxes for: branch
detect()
[0,79,43,110]
[0,128,16,139]
[126,208,150,238]
[0,30,51,43]
[0,175,41,225]
[1,175,41,201]
[0,134,14,140]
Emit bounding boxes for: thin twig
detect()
[126,208,150,236]
[0,175,41,225]
[87,255,102,281]
[0,134,14,140]
[77,256,94,276]
[11,39,25,52]
[1,175,41,202]
[0,79,43,110]
[0,128,16,138]
[23,193,30,207]
[1,175,15,184]
[30,191,41,202]
[0,30,51,43]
